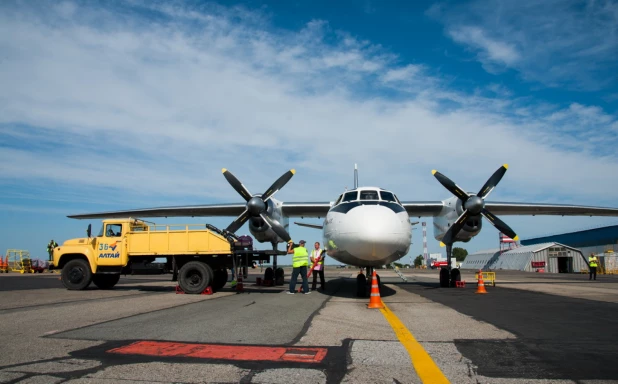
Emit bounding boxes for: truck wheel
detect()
[61,259,92,290]
[93,274,120,289]
[212,269,228,291]
[179,261,213,294]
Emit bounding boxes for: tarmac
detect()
[0,267,617,383]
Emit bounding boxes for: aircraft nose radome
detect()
[341,205,405,261]
[348,205,401,238]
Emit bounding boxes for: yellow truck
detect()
[50,218,279,293]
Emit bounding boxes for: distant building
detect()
[521,224,618,257]
[460,242,588,273]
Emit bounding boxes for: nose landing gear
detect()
[356,266,380,297]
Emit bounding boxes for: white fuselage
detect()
[321,187,412,267]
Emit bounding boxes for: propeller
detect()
[222,168,295,243]
[432,164,518,246]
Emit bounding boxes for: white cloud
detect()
[381,64,423,83]
[430,0,618,90]
[447,26,520,68]
[1,1,618,254]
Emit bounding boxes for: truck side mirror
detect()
[87,224,92,238]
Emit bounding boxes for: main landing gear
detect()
[440,243,461,288]
[356,266,380,297]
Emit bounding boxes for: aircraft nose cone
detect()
[341,204,408,262]
[247,197,265,215]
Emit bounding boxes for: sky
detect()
[1,0,618,265]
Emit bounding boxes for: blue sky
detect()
[1,0,618,265]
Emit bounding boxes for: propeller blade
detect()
[477,164,508,199]
[222,169,253,202]
[225,209,250,233]
[440,210,470,246]
[432,170,469,203]
[262,169,295,202]
[481,208,518,241]
[260,213,292,243]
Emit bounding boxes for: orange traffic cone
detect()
[367,271,384,309]
[476,269,487,294]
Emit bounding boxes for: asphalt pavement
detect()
[0,269,617,383]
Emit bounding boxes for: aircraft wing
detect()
[67,203,247,219]
[402,201,618,217]
[484,202,618,216]
[281,202,332,217]
[67,202,333,219]
[402,201,445,217]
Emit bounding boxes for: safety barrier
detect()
[474,271,496,287]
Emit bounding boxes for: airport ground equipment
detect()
[5,250,33,273]
[49,218,285,293]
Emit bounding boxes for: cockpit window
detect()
[393,194,402,204]
[379,191,396,202]
[334,194,343,205]
[342,191,358,202]
[360,191,379,200]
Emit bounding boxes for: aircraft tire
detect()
[356,273,367,297]
[61,259,93,290]
[179,261,213,294]
[449,268,461,288]
[92,274,120,290]
[439,267,450,288]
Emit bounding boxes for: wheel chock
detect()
[175,285,214,295]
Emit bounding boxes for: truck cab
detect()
[52,219,141,290]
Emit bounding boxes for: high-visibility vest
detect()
[589,256,598,268]
[293,246,309,268]
[312,249,324,265]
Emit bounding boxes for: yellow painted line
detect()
[380,302,450,384]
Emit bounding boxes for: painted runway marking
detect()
[380,302,450,384]
[107,341,327,363]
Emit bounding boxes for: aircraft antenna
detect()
[354,163,358,189]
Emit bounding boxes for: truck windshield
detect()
[97,224,104,237]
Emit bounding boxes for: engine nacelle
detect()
[247,197,289,244]
[433,196,482,243]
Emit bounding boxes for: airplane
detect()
[68,164,618,295]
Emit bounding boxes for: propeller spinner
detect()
[222,168,295,243]
[432,164,518,246]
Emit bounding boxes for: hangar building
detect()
[520,223,618,257]
[462,223,618,273]
[460,243,588,273]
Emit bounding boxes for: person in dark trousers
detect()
[589,253,598,280]
[287,240,310,294]
[310,241,325,291]
[46,239,58,261]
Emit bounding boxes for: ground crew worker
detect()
[310,241,325,291]
[287,240,310,294]
[46,239,58,260]
[589,253,598,280]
